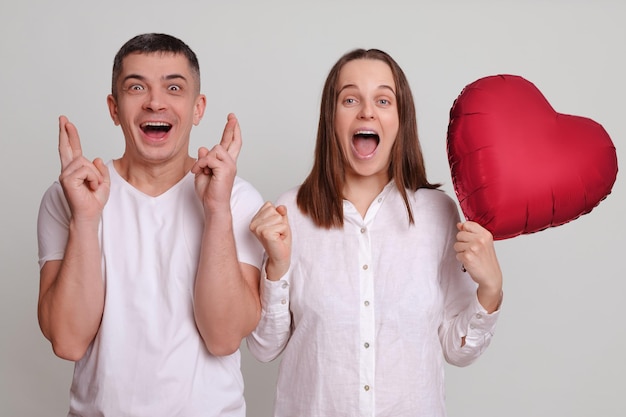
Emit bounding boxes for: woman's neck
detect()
[343,173,390,218]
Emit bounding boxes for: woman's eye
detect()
[344,98,356,104]
[379,99,390,105]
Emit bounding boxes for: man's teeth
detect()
[142,122,171,128]
[141,122,172,133]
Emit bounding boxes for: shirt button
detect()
[364,342,370,349]
[377,198,382,203]
[362,264,368,270]
[281,299,287,305]
[364,385,370,391]
[360,227,366,233]
[281,282,289,289]
[469,324,476,329]
[475,313,482,319]
[364,300,370,307]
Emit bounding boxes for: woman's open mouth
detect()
[352,130,380,159]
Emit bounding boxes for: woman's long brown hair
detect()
[297,49,440,228]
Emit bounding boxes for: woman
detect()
[247,48,503,417]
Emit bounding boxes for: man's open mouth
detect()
[141,122,172,139]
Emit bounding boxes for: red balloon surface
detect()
[447,74,618,240]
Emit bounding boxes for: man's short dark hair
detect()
[111,33,200,98]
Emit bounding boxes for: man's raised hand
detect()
[192,113,241,212]
[57,115,110,223]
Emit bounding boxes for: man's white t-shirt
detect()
[38,161,264,417]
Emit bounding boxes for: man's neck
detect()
[113,155,196,197]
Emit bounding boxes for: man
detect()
[37,33,264,416]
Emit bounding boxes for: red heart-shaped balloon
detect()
[447,74,618,240]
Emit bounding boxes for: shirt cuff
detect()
[461,293,502,344]
[259,263,291,315]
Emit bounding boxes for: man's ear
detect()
[107,94,120,126]
[193,94,207,126]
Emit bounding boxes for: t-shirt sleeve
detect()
[230,177,265,270]
[37,181,71,270]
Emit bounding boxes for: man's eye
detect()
[168,85,181,91]
[130,85,144,91]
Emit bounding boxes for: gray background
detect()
[1,1,624,416]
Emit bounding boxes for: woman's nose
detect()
[358,101,375,120]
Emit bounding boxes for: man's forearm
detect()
[38,220,105,361]
[193,211,261,356]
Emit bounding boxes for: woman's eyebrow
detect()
[338,83,396,95]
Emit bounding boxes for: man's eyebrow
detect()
[122,74,146,84]
[121,74,188,83]
[163,74,188,83]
